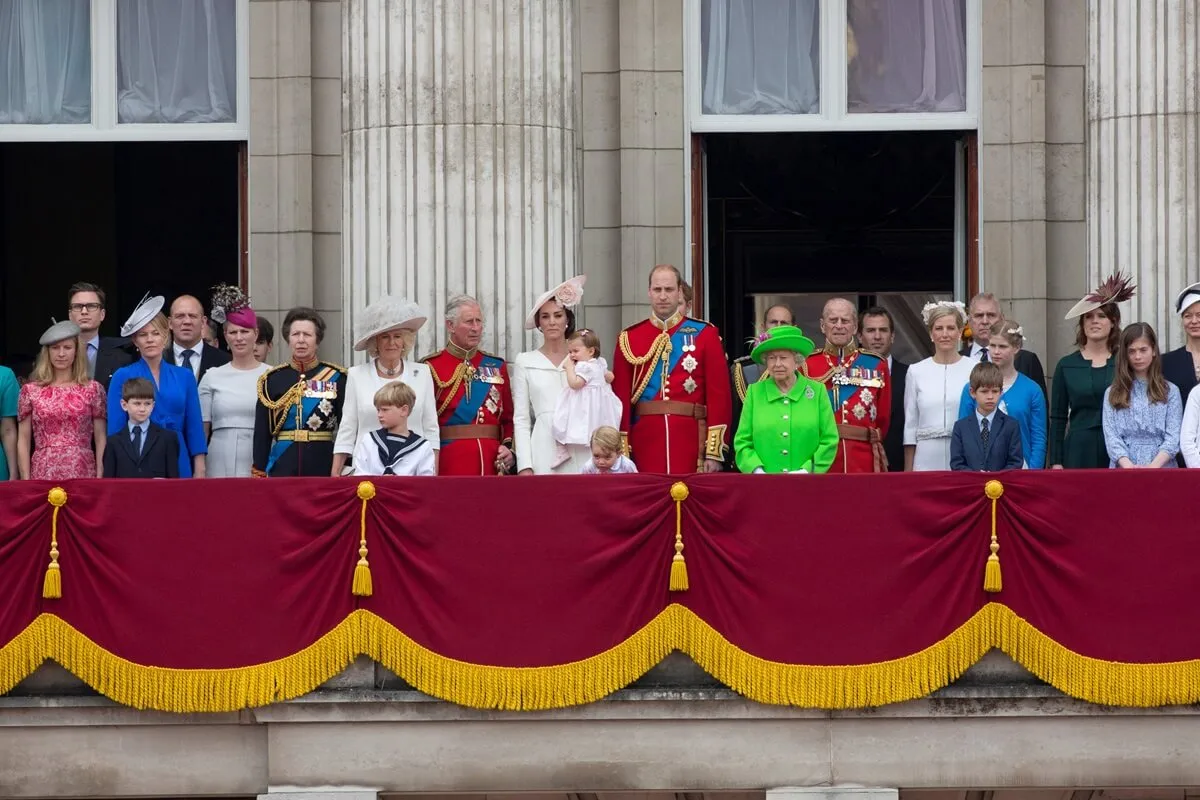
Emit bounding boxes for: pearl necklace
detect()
[376,358,403,378]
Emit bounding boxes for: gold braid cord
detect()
[429,362,472,417]
[618,330,671,405]
[256,370,306,438]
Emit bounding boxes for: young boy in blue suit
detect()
[951,362,1023,472]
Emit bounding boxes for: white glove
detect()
[753,467,766,474]
[790,468,808,474]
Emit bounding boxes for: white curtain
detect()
[702,0,820,115]
[847,0,967,113]
[117,0,236,123]
[0,0,91,124]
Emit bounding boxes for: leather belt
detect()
[441,424,501,441]
[635,401,707,419]
[277,430,334,443]
[835,424,888,472]
[636,401,709,470]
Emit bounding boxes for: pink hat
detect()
[210,284,257,329]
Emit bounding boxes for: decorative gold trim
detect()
[705,425,728,459]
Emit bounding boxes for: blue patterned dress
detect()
[1101,379,1183,467]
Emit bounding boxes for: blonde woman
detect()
[903,300,975,471]
[332,296,438,476]
[17,321,107,480]
[106,295,207,478]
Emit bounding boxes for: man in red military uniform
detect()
[423,295,515,475]
[804,297,891,473]
[612,264,732,474]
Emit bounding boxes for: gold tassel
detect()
[669,482,690,592]
[983,480,1004,593]
[352,481,376,597]
[43,487,68,599]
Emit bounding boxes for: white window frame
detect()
[0,0,250,142]
[685,0,981,133]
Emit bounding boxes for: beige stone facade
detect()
[248,0,1196,371]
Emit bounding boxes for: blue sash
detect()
[827,352,885,411]
[638,321,708,404]
[265,393,325,473]
[441,354,504,446]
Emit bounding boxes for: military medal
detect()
[683,377,698,394]
[681,354,698,372]
[805,386,815,399]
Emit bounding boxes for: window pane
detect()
[0,0,91,124]
[117,0,236,124]
[702,0,820,115]
[848,0,966,113]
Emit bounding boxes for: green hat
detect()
[750,325,815,365]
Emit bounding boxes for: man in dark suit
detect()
[950,363,1023,472]
[962,292,1047,399]
[167,294,230,384]
[67,281,135,389]
[102,378,180,478]
[859,306,907,472]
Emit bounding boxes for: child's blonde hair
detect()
[374,381,415,410]
[590,425,621,454]
[567,328,602,359]
[989,318,1026,349]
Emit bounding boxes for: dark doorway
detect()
[0,141,241,367]
[705,131,969,362]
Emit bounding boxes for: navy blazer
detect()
[950,410,1023,472]
[92,336,135,390]
[1162,346,1197,404]
[884,358,908,472]
[103,421,180,479]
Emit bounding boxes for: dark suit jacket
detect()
[884,357,908,472]
[103,422,180,479]
[950,411,1023,472]
[961,344,1047,399]
[92,336,135,390]
[1162,347,1197,404]
[168,342,231,385]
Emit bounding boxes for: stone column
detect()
[343,0,579,359]
[1087,0,1200,345]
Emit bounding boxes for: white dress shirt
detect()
[173,340,205,381]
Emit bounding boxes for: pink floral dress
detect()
[18,381,107,480]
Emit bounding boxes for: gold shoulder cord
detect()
[429,362,470,416]
[257,370,306,438]
[619,330,671,405]
[733,361,748,402]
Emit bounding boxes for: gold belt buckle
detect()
[293,430,310,442]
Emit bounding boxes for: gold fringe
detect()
[669,482,690,592]
[6,604,1200,711]
[352,481,376,597]
[983,480,1004,593]
[43,487,68,599]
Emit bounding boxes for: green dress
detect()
[1049,351,1115,468]
[734,373,839,474]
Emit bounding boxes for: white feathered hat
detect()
[353,296,427,351]
[120,293,166,338]
[524,275,587,330]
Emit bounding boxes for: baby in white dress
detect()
[551,329,622,468]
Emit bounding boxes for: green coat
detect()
[1049,351,1115,468]
[734,374,839,474]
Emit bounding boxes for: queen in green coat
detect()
[734,325,839,474]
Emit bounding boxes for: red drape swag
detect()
[2,470,1200,710]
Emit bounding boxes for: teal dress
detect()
[1049,351,1115,468]
[0,365,17,480]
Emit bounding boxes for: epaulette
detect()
[322,360,347,373]
[855,348,886,361]
[732,354,754,365]
[419,352,438,363]
[264,362,291,375]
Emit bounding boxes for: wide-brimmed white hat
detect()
[120,293,165,337]
[39,320,81,346]
[524,275,586,330]
[1064,273,1136,320]
[1176,281,1200,315]
[353,296,427,351]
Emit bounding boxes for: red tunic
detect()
[612,314,732,474]
[424,348,514,476]
[803,346,891,473]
